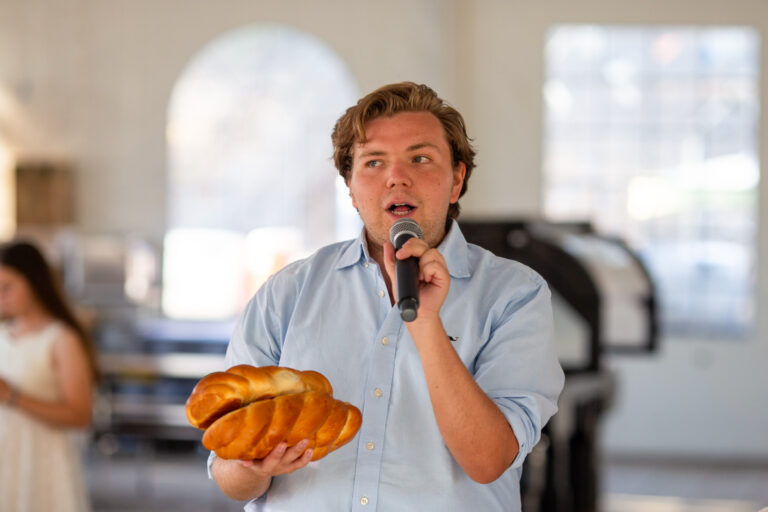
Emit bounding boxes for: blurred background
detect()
[0,0,766,511]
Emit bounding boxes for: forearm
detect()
[4,389,91,429]
[409,317,519,483]
[212,456,272,502]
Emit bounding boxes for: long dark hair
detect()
[0,240,99,381]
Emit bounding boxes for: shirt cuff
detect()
[505,411,532,469]
[494,398,540,470]
[206,450,217,479]
[244,493,268,511]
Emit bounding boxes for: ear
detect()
[450,162,466,203]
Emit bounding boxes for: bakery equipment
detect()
[94,317,233,446]
[461,219,658,512]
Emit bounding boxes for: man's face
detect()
[347,111,466,253]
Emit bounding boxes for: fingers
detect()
[419,258,447,285]
[388,240,449,285]
[388,238,451,317]
[394,240,441,271]
[396,240,447,278]
[240,439,313,477]
[393,237,430,260]
[257,441,290,469]
[282,439,313,469]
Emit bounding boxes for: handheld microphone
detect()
[389,218,423,322]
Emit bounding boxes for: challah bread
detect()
[186,365,362,461]
[186,365,333,429]
[306,399,362,460]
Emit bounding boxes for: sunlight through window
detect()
[543,25,760,338]
[164,25,360,319]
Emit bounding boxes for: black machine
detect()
[461,219,659,512]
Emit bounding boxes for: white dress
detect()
[0,322,91,512]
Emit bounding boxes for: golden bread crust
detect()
[186,365,361,461]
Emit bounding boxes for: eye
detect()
[413,155,431,164]
[365,159,382,168]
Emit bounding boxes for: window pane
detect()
[543,25,760,338]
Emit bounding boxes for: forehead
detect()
[0,266,22,283]
[354,111,449,154]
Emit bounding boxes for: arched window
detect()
[163,25,360,319]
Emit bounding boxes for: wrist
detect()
[406,315,447,346]
[239,460,271,479]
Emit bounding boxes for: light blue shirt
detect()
[210,221,564,511]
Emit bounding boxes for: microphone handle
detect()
[396,256,420,322]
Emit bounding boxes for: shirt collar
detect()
[439,220,471,278]
[335,228,369,270]
[335,220,471,279]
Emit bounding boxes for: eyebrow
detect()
[358,150,387,158]
[406,142,440,152]
[357,142,441,159]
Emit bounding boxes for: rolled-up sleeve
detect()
[474,273,565,469]
[225,280,286,368]
[206,275,291,482]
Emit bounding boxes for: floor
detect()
[84,445,768,512]
[601,458,768,512]
[86,448,242,512]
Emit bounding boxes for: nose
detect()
[385,160,412,188]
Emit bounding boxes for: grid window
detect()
[543,25,760,338]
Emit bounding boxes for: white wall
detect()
[1,0,767,461]
[0,0,462,238]
[463,0,768,461]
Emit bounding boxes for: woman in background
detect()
[0,240,98,512]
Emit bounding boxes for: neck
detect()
[9,308,53,336]
[367,237,385,269]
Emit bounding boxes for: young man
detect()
[209,82,564,511]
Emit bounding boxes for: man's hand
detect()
[383,238,451,321]
[212,439,313,501]
[238,439,314,476]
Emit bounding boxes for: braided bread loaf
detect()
[186,365,362,461]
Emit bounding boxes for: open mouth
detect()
[388,203,416,216]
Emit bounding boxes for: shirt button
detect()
[363,262,369,268]
[360,496,369,505]
[373,388,383,398]
[381,337,389,345]
[366,442,375,451]
[378,290,385,298]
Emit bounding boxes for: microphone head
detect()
[389,218,423,246]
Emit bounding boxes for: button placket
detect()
[350,309,402,512]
